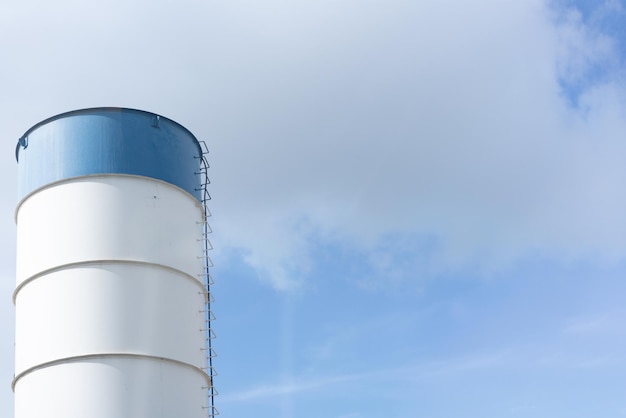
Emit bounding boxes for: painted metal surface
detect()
[14,109,213,418]
[15,176,203,288]
[15,358,208,417]
[15,108,203,202]
[14,262,205,378]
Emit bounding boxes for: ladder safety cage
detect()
[197,140,218,417]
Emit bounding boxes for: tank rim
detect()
[15,107,202,162]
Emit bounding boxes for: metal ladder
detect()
[196,141,219,417]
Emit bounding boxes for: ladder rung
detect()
[201,347,218,357]
[201,366,218,376]
[202,406,219,416]
[199,310,217,321]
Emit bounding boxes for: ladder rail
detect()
[198,141,218,416]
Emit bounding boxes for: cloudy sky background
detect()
[2,0,626,416]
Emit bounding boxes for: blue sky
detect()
[1,0,626,416]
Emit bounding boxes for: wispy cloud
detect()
[221,352,508,403]
[220,372,362,402]
[223,338,626,405]
[560,309,626,338]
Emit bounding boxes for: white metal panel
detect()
[15,175,204,287]
[15,263,206,376]
[15,357,209,418]
[14,173,210,418]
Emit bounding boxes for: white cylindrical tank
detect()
[14,108,213,418]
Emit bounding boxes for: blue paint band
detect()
[16,108,204,202]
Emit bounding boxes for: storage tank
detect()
[13,108,216,418]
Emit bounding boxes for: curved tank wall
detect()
[14,108,211,418]
[15,107,203,203]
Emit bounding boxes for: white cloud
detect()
[553,6,618,89]
[1,1,626,290]
[205,0,626,288]
[3,1,626,416]
[12,0,625,291]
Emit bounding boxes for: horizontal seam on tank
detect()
[14,173,203,222]
[13,259,207,304]
[12,352,211,391]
